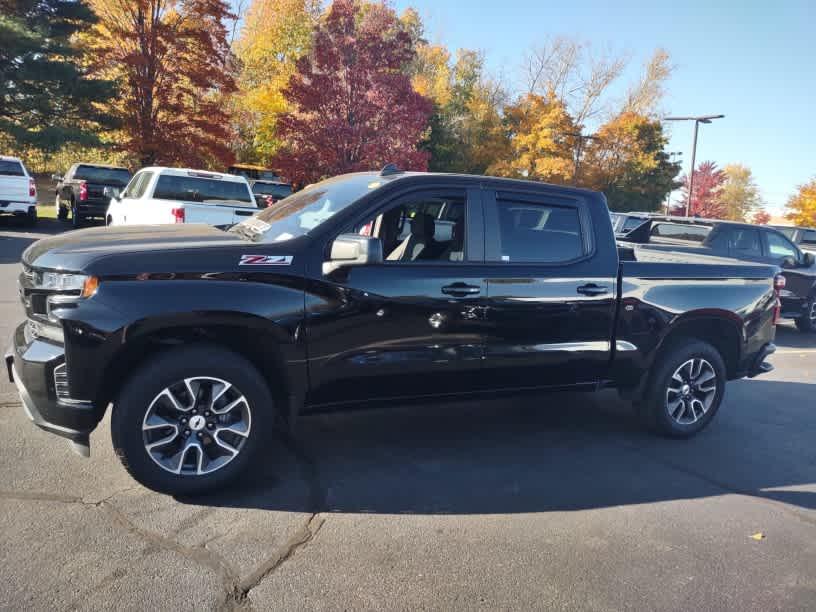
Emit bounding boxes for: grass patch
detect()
[37,205,58,219]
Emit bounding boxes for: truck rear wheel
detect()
[638,340,726,438]
[111,345,275,495]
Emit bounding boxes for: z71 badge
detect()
[239,255,293,266]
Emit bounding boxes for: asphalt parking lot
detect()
[1,218,814,611]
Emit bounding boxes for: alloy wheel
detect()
[665,358,717,425]
[142,377,252,476]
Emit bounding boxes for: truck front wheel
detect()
[638,340,726,438]
[111,345,275,495]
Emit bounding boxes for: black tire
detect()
[106,214,113,227]
[638,339,726,438]
[25,208,37,227]
[71,199,82,228]
[794,297,816,333]
[56,194,69,221]
[111,344,275,495]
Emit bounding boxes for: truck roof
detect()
[142,167,249,182]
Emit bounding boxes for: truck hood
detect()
[23,224,243,271]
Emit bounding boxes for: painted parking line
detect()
[773,348,816,355]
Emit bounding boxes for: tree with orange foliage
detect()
[486,92,576,184]
[752,209,771,225]
[786,178,816,226]
[85,0,237,167]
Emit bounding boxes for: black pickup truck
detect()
[7,169,779,494]
[620,217,816,332]
[54,163,132,228]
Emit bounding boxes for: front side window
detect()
[153,175,253,205]
[123,171,152,199]
[766,231,799,261]
[801,230,816,246]
[354,194,466,262]
[492,200,583,263]
[0,160,24,176]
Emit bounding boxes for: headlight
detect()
[38,272,99,297]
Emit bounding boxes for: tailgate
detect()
[0,175,29,201]
[182,202,247,227]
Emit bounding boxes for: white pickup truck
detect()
[106,167,261,228]
[0,155,37,225]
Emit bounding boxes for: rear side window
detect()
[0,160,24,176]
[492,199,583,263]
[728,228,762,256]
[651,223,710,242]
[74,165,131,185]
[622,216,648,232]
[802,230,816,246]
[154,175,252,205]
[252,182,292,199]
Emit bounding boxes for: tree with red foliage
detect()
[678,161,726,218]
[752,209,771,225]
[87,0,237,167]
[273,0,433,184]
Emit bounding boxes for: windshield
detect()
[75,165,132,185]
[229,174,386,243]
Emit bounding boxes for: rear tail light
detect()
[29,178,36,197]
[171,207,185,223]
[78,181,88,201]
[773,274,785,324]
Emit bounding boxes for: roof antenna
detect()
[380,163,402,177]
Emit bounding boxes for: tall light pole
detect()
[664,115,724,216]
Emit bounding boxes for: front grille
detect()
[53,363,70,401]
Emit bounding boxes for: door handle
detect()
[576,283,609,296]
[441,282,481,297]
[235,210,254,216]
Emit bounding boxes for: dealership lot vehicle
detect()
[53,163,132,228]
[0,155,37,225]
[106,167,258,228]
[7,169,779,495]
[0,217,815,612]
[774,224,816,255]
[622,217,816,332]
[250,179,293,207]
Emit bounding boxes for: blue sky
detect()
[231,0,814,214]
[390,0,815,214]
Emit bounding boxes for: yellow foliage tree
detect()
[786,178,816,226]
[234,0,320,164]
[487,92,576,183]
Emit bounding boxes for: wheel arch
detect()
[656,311,743,378]
[96,316,301,428]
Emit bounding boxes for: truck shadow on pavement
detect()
[194,379,816,516]
[0,219,65,263]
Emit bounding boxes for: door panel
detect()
[305,266,487,405]
[480,190,617,390]
[304,187,487,406]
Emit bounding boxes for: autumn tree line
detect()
[2,0,814,222]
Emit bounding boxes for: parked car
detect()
[772,225,816,255]
[610,212,654,237]
[54,163,132,228]
[106,167,259,228]
[8,168,779,494]
[250,179,293,207]
[0,155,37,226]
[621,218,816,332]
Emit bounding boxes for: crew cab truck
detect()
[0,155,37,225]
[106,167,259,228]
[7,169,779,495]
[54,163,132,228]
